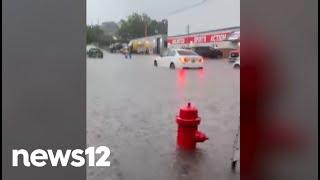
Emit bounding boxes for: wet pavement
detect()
[87,50,240,180]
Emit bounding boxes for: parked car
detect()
[109,43,123,53]
[191,46,223,59]
[87,48,103,58]
[229,49,240,62]
[233,58,240,69]
[154,49,204,69]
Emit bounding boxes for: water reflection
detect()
[197,68,205,80]
[176,69,186,89]
[175,68,206,101]
[176,68,205,88]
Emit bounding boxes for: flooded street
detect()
[87,51,240,180]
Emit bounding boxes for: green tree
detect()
[87,25,115,47]
[117,13,168,42]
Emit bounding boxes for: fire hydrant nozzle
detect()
[195,131,209,142]
[176,102,208,150]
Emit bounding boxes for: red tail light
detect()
[179,57,189,63]
[198,57,204,63]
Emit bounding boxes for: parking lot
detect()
[87,50,240,180]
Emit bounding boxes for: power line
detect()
[168,0,209,15]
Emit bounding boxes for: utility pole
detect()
[186,24,190,35]
[144,23,148,37]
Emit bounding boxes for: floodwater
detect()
[87,50,240,180]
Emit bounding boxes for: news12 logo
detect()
[12,146,111,167]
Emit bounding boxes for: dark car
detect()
[228,49,240,62]
[192,46,223,59]
[109,43,123,53]
[87,48,103,58]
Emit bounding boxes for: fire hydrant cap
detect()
[179,102,198,119]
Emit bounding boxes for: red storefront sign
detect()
[167,32,230,45]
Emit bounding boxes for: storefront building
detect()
[166,0,240,58]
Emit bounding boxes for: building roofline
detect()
[168,26,240,38]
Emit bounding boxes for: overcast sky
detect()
[87,0,206,25]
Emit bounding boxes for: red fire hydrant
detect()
[176,102,208,150]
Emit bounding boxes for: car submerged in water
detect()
[87,48,103,58]
[233,58,240,69]
[154,48,204,69]
[191,46,223,59]
[229,49,240,63]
